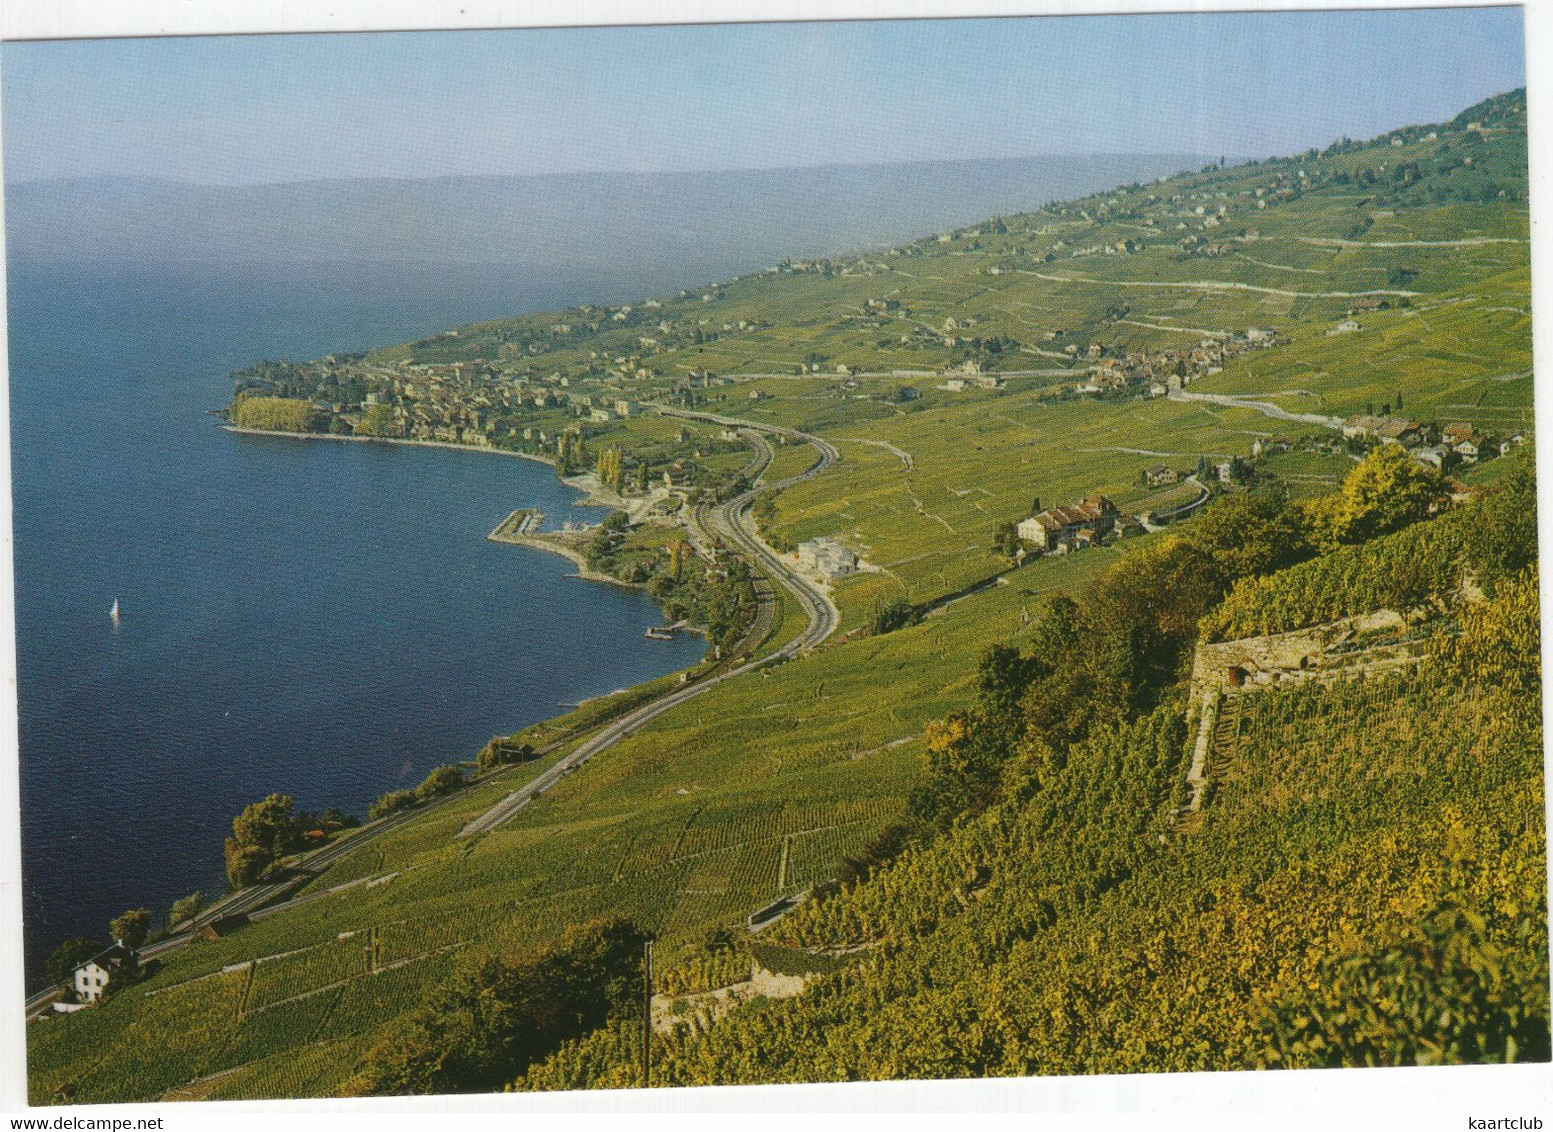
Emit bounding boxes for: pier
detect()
[488,508,543,542]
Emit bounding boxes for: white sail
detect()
[109,598,120,619]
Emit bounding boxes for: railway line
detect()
[459,407,840,836]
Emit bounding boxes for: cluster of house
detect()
[936,359,1006,392]
[579,396,639,424]
[236,352,670,455]
[1077,328,1280,397]
[1015,494,1143,554]
[1341,414,1523,467]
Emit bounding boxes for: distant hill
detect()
[5,154,1206,279]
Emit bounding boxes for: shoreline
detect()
[221,424,563,469]
[226,425,666,594]
[487,515,642,590]
[221,424,608,497]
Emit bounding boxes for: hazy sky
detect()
[0,7,1527,184]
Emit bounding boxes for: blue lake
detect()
[6,262,705,982]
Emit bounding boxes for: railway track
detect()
[458,408,840,837]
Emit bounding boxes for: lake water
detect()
[6,262,705,983]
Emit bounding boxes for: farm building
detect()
[795,538,858,581]
[1016,495,1118,551]
[72,945,138,1005]
[1376,418,1424,447]
[1342,414,1387,440]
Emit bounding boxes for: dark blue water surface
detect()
[7,262,704,983]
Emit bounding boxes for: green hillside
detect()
[27,89,1540,1102]
[531,601,1543,1084]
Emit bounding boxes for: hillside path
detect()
[838,436,913,470]
[1168,389,1345,431]
[1016,268,1420,300]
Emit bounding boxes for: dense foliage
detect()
[1306,443,1448,549]
[343,918,645,1096]
[229,395,315,433]
[1203,448,1534,642]
[45,939,100,986]
[223,794,306,888]
[108,909,151,950]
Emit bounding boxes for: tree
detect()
[345,918,647,1096]
[1464,449,1538,588]
[224,844,271,888]
[230,793,303,858]
[595,445,625,492]
[46,938,100,985]
[870,598,916,636]
[1088,535,1228,693]
[320,808,360,830]
[368,788,418,820]
[1307,444,1448,549]
[224,793,304,889]
[1187,485,1311,580]
[414,764,466,802]
[992,521,1020,558]
[170,892,206,926]
[108,908,151,949]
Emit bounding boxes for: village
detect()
[1074,324,1282,397]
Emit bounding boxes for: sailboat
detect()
[109,598,120,622]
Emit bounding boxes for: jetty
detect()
[645,619,698,641]
[489,509,544,541]
[487,507,638,589]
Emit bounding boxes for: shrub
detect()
[414,765,466,802]
[169,892,205,926]
[368,789,418,821]
[45,938,101,986]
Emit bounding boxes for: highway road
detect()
[459,407,841,837]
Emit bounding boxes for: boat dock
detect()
[489,509,543,542]
[645,620,700,641]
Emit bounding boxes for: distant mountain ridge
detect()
[5,154,1207,277]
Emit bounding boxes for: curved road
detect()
[26,411,843,1015]
[1168,388,1345,431]
[458,408,840,837]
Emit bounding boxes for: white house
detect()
[1015,516,1047,544]
[795,538,858,581]
[73,945,137,1005]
